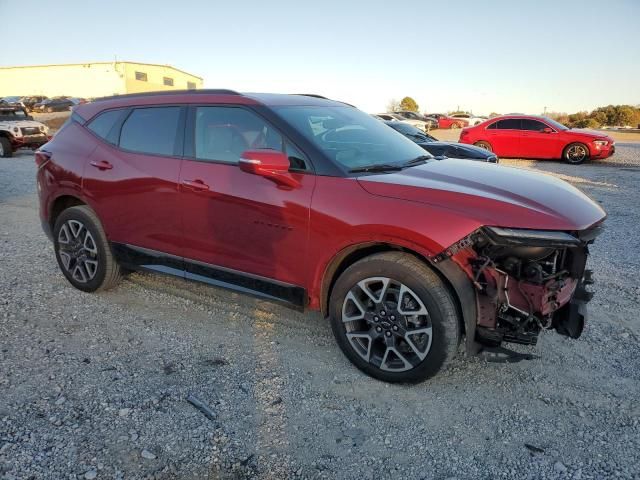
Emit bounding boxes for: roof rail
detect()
[92,89,241,102]
[294,94,329,99]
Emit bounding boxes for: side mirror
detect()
[541,127,554,133]
[239,149,300,188]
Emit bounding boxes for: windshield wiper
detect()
[348,163,403,174]
[401,155,432,168]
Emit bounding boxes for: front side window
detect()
[275,105,428,171]
[194,107,283,164]
[119,107,181,156]
[495,119,521,130]
[135,71,148,82]
[521,119,550,131]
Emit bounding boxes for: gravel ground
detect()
[1,149,639,480]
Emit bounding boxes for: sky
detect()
[1,0,639,115]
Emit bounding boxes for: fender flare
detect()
[431,257,481,355]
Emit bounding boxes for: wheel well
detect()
[320,243,467,338]
[49,195,85,229]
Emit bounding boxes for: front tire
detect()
[563,142,589,164]
[329,252,460,383]
[53,205,122,292]
[0,137,12,158]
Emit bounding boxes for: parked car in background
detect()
[35,97,74,112]
[0,106,50,157]
[450,113,485,126]
[371,111,428,131]
[22,96,49,111]
[430,114,469,129]
[385,121,498,163]
[69,97,88,105]
[1,96,25,108]
[374,113,404,122]
[393,111,438,130]
[37,90,605,383]
[459,115,615,164]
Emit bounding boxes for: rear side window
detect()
[119,107,181,156]
[87,110,123,142]
[495,119,521,130]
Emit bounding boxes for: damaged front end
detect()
[438,224,603,347]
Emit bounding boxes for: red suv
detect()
[37,91,606,383]
[459,115,615,164]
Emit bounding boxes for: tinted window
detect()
[521,119,549,131]
[487,122,497,129]
[88,110,123,141]
[495,119,521,130]
[119,107,181,156]
[194,107,283,164]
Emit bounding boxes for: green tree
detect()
[399,96,419,112]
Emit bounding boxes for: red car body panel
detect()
[459,115,615,160]
[179,159,315,287]
[83,142,185,258]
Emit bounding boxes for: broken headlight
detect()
[483,227,581,248]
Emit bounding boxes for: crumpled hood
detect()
[357,159,606,231]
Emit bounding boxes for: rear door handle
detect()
[90,160,113,170]
[182,179,210,191]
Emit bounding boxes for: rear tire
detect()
[474,141,493,152]
[329,252,460,383]
[563,143,589,164]
[0,137,12,158]
[53,205,122,292]
[451,122,462,129]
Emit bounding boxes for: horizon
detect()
[1,0,639,115]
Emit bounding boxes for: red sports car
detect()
[459,115,615,164]
[429,114,470,130]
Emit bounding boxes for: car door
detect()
[83,106,186,259]
[179,105,315,295]
[520,118,560,159]
[483,119,521,157]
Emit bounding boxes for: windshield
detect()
[542,116,569,131]
[275,105,430,171]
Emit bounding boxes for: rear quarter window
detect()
[87,110,125,142]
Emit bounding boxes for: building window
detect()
[187,81,197,90]
[135,71,148,82]
[163,77,174,86]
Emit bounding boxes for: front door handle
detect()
[90,160,113,170]
[182,179,210,191]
